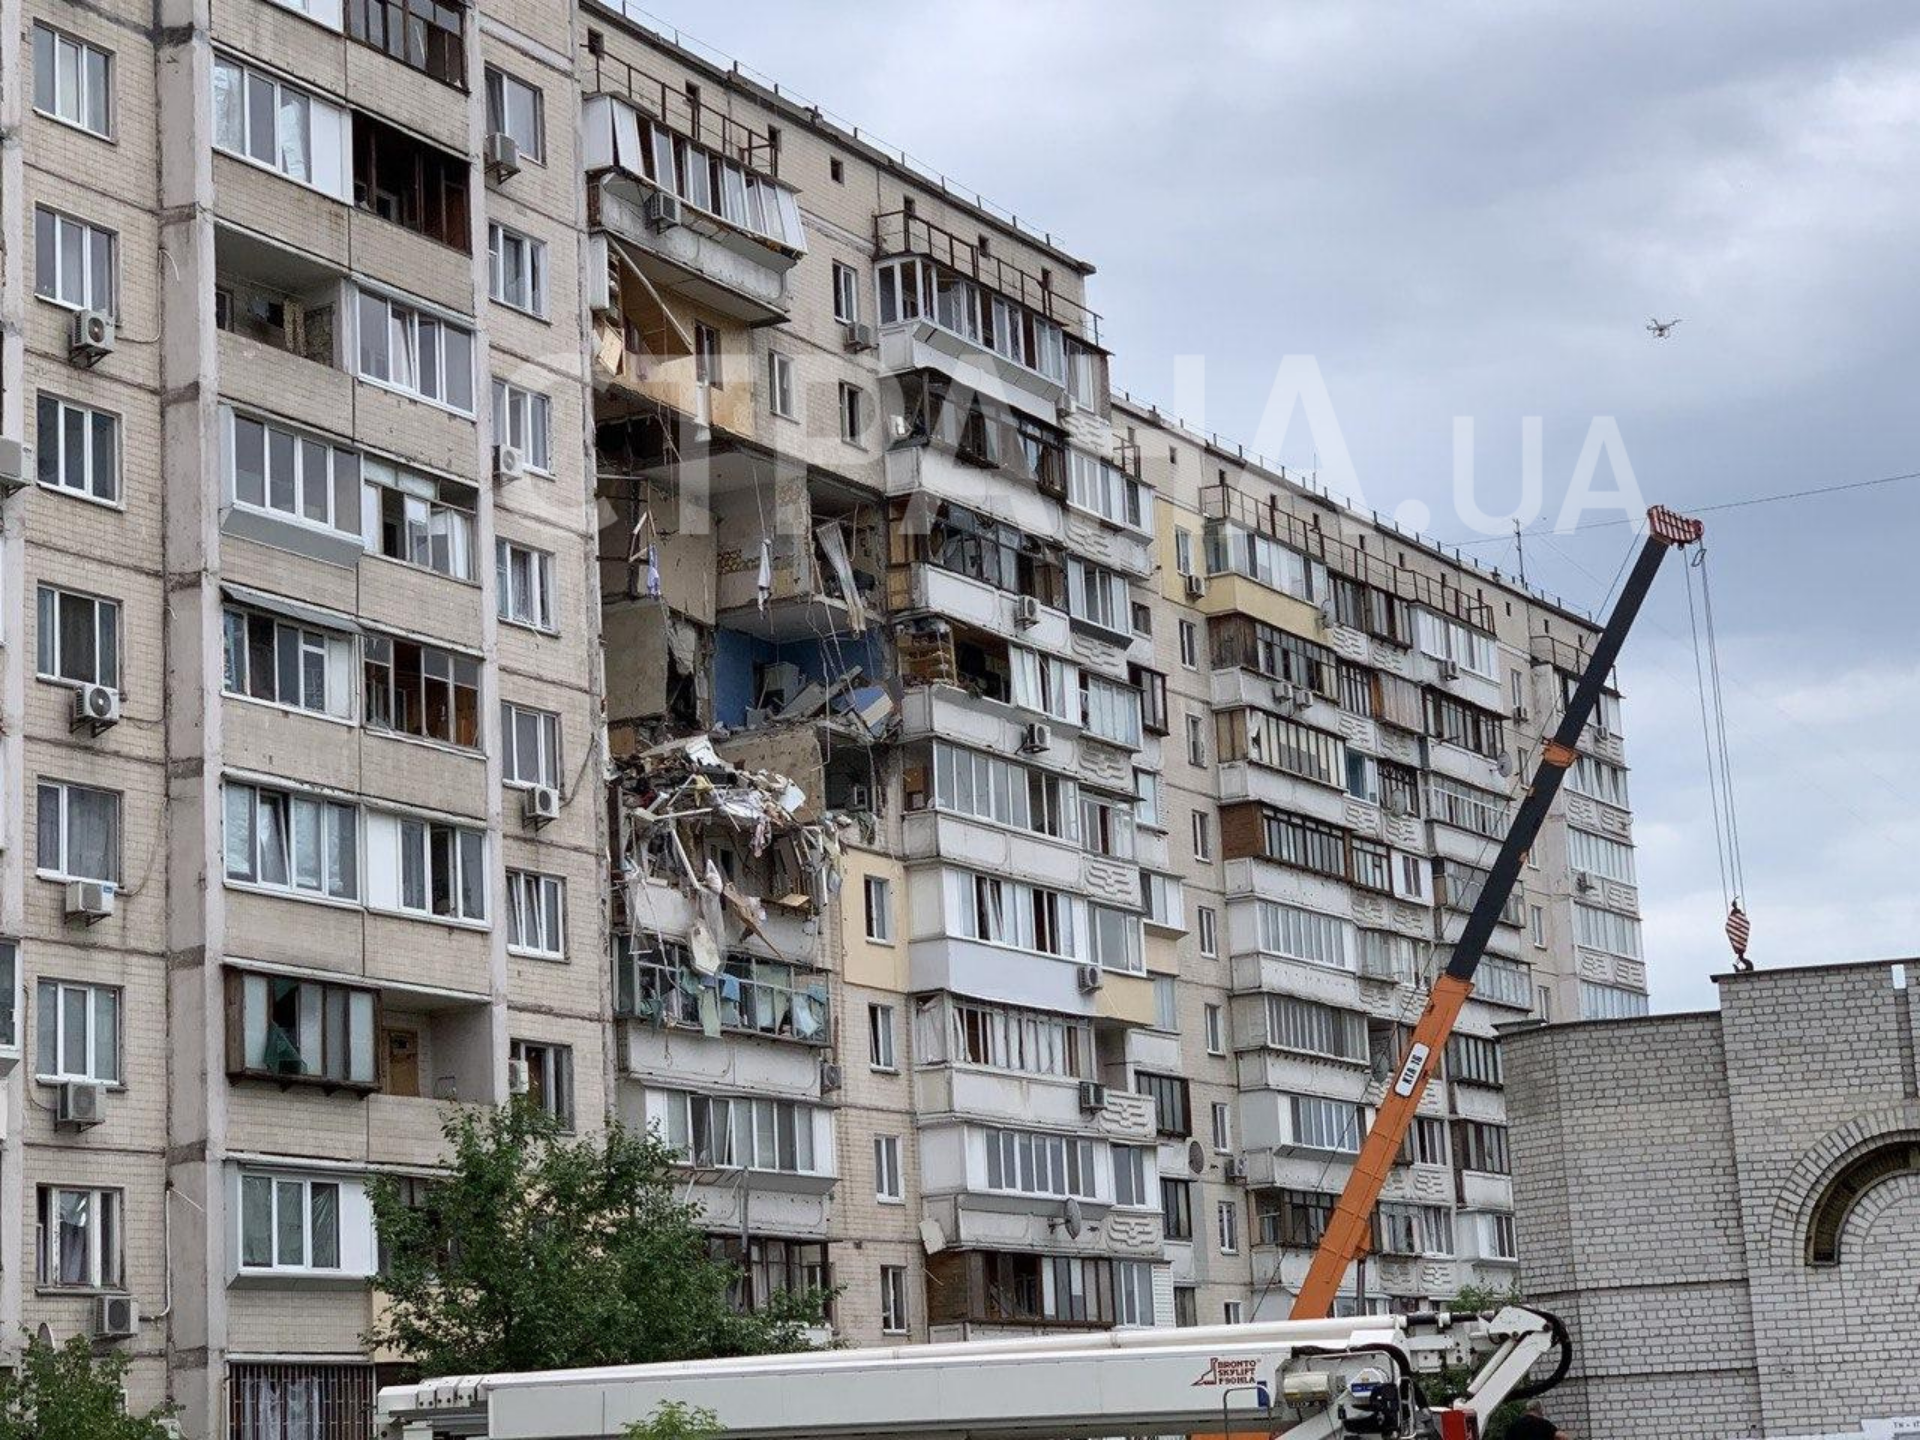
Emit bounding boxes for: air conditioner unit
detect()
[507,1058,531,1095]
[847,784,873,812]
[522,785,561,828]
[58,1079,108,1129]
[1271,684,1298,712]
[483,131,521,181]
[1019,723,1050,755]
[644,189,682,230]
[69,309,116,366]
[1183,573,1206,601]
[1574,871,1596,893]
[820,1061,844,1093]
[494,445,527,483]
[71,683,121,734]
[1014,594,1042,628]
[1292,685,1315,710]
[0,436,28,493]
[1076,963,1104,993]
[65,879,115,924]
[1438,659,1462,683]
[1511,704,1531,723]
[1077,1080,1107,1112]
[92,1294,139,1341]
[842,321,877,352]
[1223,1155,1248,1183]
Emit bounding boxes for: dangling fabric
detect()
[756,537,773,613]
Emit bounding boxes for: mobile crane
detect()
[377,1304,1569,1440]
[1291,505,1704,1319]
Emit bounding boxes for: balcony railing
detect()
[581,41,777,174]
[1201,482,1494,631]
[616,954,830,1044]
[876,211,1102,347]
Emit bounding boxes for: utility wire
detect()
[1442,466,1920,549]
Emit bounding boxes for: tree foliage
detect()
[0,1333,175,1440]
[624,1401,724,1440]
[367,1101,829,1376]
[1422,1283,1533,1440]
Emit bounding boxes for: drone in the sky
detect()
[1646,317,1682,338]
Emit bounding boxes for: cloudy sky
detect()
[646,0,1920,1011]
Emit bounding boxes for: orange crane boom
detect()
[1291,505,1704,1320]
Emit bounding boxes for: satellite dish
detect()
[1063,1196,1085,1239]
[1496,752,1515,779]
[1187,1139,1207,1175]
[918,1217,948,1255]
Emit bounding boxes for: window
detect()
[1574,902,1643,960]
[1191,809,1212,861]
[1136,1071,1191,1137]
[1415,610,1498,679]
[212,55,348,198]
[506,871,565,958]
[930,998,1093,1080]
[867,1003,898,1071]
[36,980,120,1083]
[1153,976,1178,1033]
[1223,1301,1244,1325]
[1568,827,1637,885]
[1161,1178,1193,1240]
[767,351,795,418]
[1447,1033,1504,1087]
[1260,807,1347,879]
[953,872,1075,959]
[227,972,377,1087]
[1427,775,1507,839]
[1067,451,1148,531]
[1204,1004,1225,1055]
[240,1174,343,1271]
[35,585,119,688]
[1376,1202,1454,1257]
[492,379,552,472]
[222,605,354,720]
[33,23,112,137]
[1453,1120,1511,1175]
[1424,690,1505,759]
[487,223,546,315]
[1178,619,1198,668]
[362,634,481,748]
[370,812,486,921]
[838,382,865,444]
[496,540,557,632]
[1217,1201,1239,1254]
[1084,793,1138,860]
[353,110,471,246]
[1080,673,1143,746]
[1568,753,1630,807]
[1174,527,1194,576]
[1113,1145,1151,1208]
[1066,557,1130,636]
[223,782,359,900]
[1481,1212,1519,1261]
[36,781,119,883]
[484,67,544,162]
[983,1128,1097,1198]
[1174,1287,1198,1327]
[659,1091,828,1174]
[35,395,119,504]
[0,942,17,1057]
[1580,980,1651,1020]
[1210,1102,1233,1153]
[37,1187,121,1290]
[33,207,116,312]
[1257,1188,1337,1248]
[1257,901,1353,970]
[348,0,465,85]
[231,1364,378,1440]
[873,1135,903,1202]
[1088,903,1143,974]
[355,289,475,412]
[1186,713,1206,767]
[226,410,363,539]
[1197,906,1218,958]
[512,1039,574,1127]
[1401,1116,1449,1167]
[832,261,858,323]
[864,875,893,943]
[879,1265,908,1334]
[1134,769,1162,830]
[1132,665,1168,734]
[693,322,721,386]
[1290,1094,1362,1153]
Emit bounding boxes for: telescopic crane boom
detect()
[1291,506,1704,1321]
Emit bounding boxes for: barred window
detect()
[230,1362,375,1440]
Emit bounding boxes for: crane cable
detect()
[1683,546,1751,967]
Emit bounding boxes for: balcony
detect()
[582,69,802,326]
[714,471,881,642]
[616,950,829,1045]
[925,1249,1152,1334]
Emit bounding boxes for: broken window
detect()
[365,458,475,579]
[347,0,465,88]
[362,632,481,748]
[355,113,471,249]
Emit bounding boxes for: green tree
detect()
[1423,1284,1532,1440]
[624,1400,724,1440]
[368,1100,829,1376]
[0,1332,175,1440]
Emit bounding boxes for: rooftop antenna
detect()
[1514,517,1528,586]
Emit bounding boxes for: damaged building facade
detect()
[0,0,1645,1431]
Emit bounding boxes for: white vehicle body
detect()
[377,1306,1564,1440]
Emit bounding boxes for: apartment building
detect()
[0,0,1647,1433]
